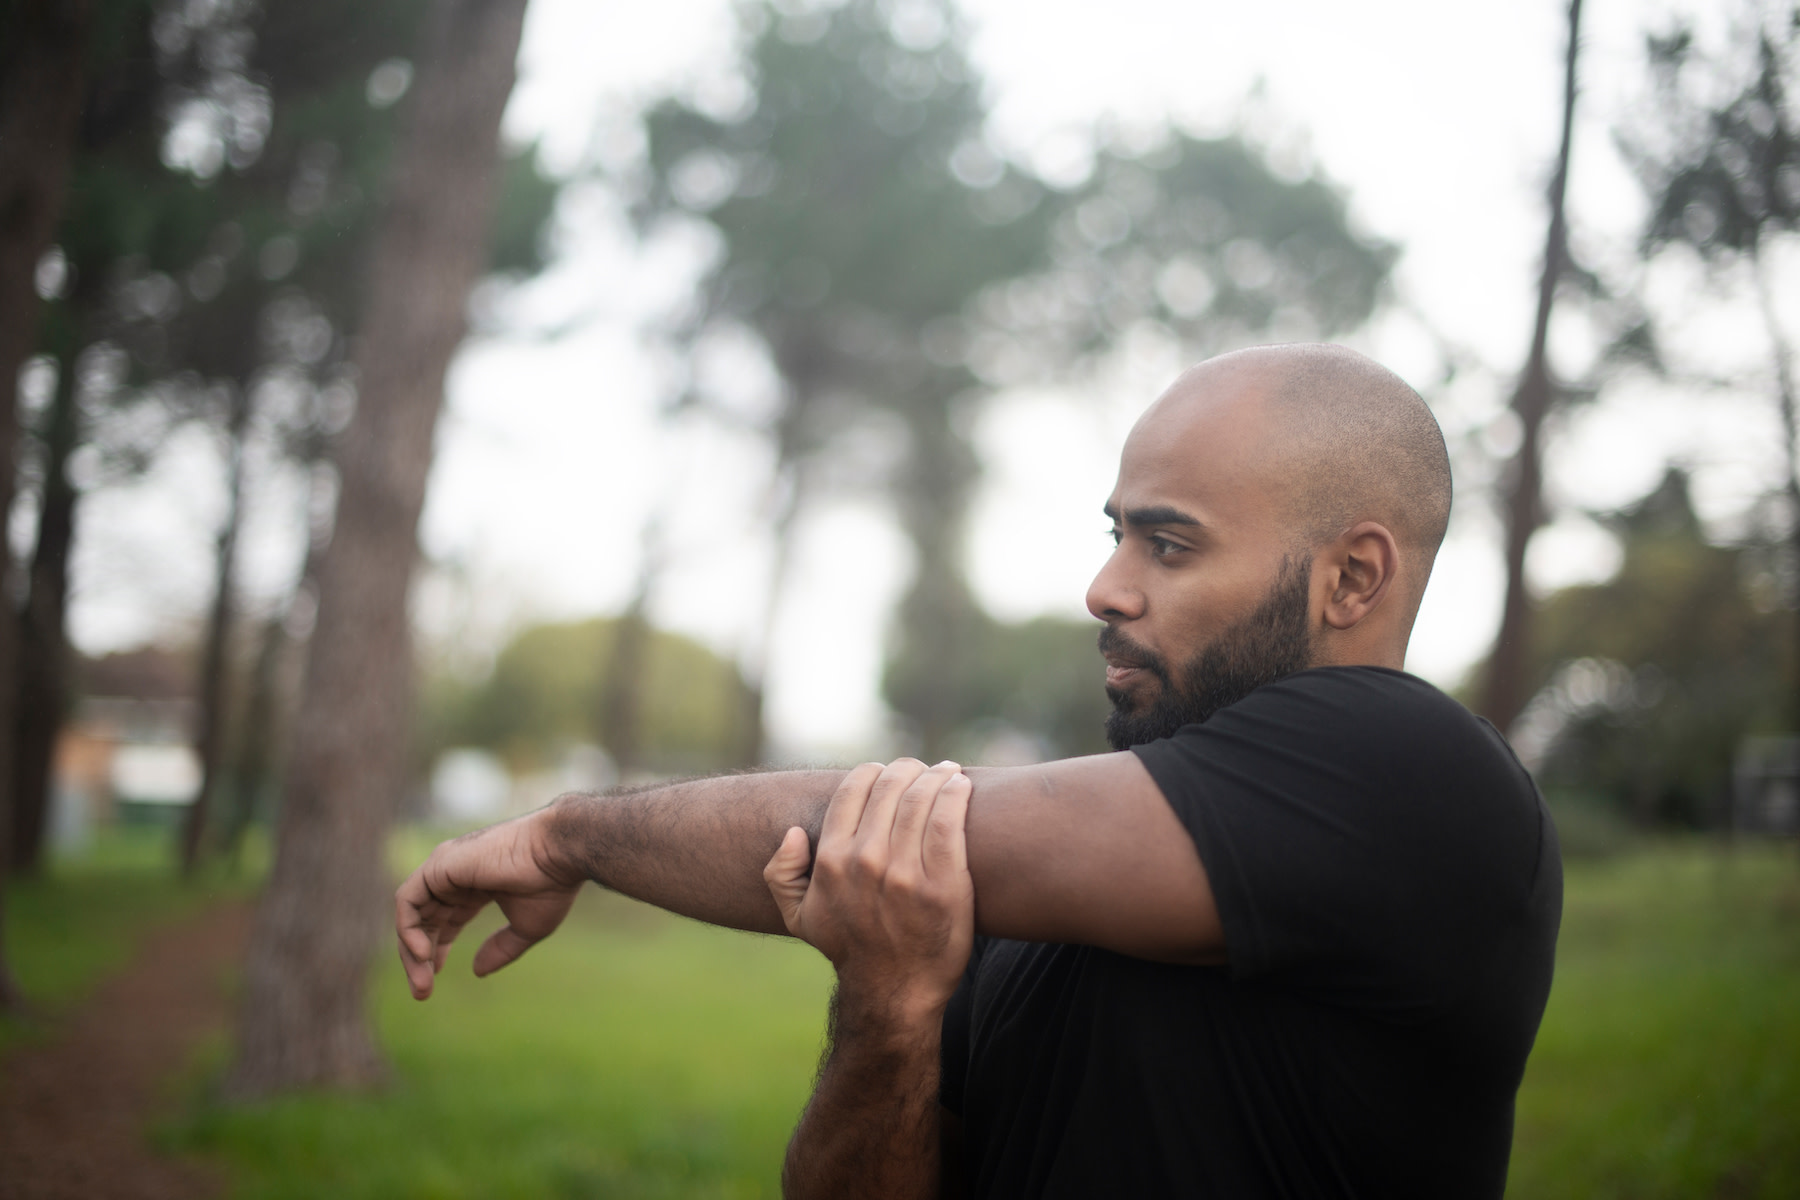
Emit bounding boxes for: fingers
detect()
[891,760,961,859]
[821,762,885,846]
[763,825,814,937]
[851,758,931,862]
[922,770,972,883]
[395,871,442,1000]
[472,923,541,977]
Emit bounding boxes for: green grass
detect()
[170,889,834,1200]
[0,826,255,1054]
[10,831,1800,1197]
[1508,842,1800,1199]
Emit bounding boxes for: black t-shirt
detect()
[940,666,1562,1198]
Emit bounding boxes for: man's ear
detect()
[1321,522,1399,630]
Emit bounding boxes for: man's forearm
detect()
[783,986,946,1200]
[546,770,845,935]
[543,753,1222,961]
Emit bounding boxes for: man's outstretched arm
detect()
[395,752,1220,998]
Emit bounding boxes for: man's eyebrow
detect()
[1104,503,1203,528]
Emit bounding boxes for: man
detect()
[396,344,1562,1198]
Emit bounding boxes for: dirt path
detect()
[0,901,252,1200]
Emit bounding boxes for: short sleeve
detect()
[1131,668,1546,1020]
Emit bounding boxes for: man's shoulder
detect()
[1244,665,1501,745]
[1149,665,1531,803]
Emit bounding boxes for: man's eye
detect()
[1150,535,1182,557]
[1107,527,1123,546]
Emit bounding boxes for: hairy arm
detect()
[761,761,973,1199]
[396,752,1219,998]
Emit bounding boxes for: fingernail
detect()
[935,759,959,770]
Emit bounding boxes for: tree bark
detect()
[226,0,529,1097]
[0,0,93,1011]
[180,384,252,876]
[1748,243,1800,729]
[12,347,82,875]
[1479,0,1584,735]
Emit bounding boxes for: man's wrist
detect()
[831,972,954,1045]
[536,794,601,887]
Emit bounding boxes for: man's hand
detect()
[764,758,975,1024]
[394,808,584,1000]
[765,759,975,1199]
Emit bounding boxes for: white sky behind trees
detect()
[58,0,1794,758]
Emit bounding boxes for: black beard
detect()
[1101,556,1314,750]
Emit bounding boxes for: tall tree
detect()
[1480,0,1585,734]
[0,0,95,1007]
[636,0,1394,760]
[1620,4,1800,728]
[227,0,530,1097]
[6,0,551,873]
[635,0,1058,760]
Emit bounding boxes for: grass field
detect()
[6,832,1799,1197]
[0,830,252,1056]
[171,891,833,1200]
[1507,843,1800,1199]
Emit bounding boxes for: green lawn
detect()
[7,832,1799,1197]
[171,889,834,1200]
[1507,843,1800,1199]
[0,827,252,1055]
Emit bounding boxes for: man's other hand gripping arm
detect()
[763,759,974,1200]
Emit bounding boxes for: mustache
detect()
[1096,625,1170,683]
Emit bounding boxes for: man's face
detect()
[1086,371,1320,749]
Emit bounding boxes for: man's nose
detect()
[1086,549,1145,622]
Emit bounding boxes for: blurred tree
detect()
[3,0,557,875]
[0,0,96,1009]
[227,0,532,1098]
[634,0,1058,762]
[1513,469,1788,826]
[634,0,1394,761]
[1479,0,1585,735]
[1620,3,1800,729]
[422,617,757,778]
[884,613,1112,762]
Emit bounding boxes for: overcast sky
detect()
[63,0,1789,759]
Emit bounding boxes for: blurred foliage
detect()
[1624,4,1800,263]
[420,617,758,778]
[1512,470,1790,827]
[885,613,1112,762]
[990,133,1394,373]
[12,0,563,869]
[38,0,556,477]
[631,0,1394,758]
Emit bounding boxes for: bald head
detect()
[1152,343,1452,581]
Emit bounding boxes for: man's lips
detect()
[1098,625,1161,691]
[1105,663,1146,689]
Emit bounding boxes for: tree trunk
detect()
[180,384,252,876]
[226,0,529,1097]
[738,458,806,767]
[219,613,288,868]
[0,0,93,1012]
[892,394,982,762]
[598,602,651,774]
[1748,243,1800,730]
[1479,0,1583,735]
[12,348,82,875]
